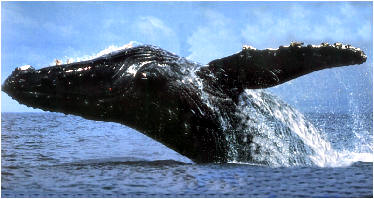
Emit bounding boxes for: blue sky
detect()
[1,1,372,113]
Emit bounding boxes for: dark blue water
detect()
[1,112,373,197]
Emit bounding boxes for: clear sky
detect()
[1,1,372,113]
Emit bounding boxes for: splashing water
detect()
[330,70,373,165]
[183,63,335,167]
[53,41,143,65]
[192,75,370,167]
[343,98,373,164]
[239,89,373,167]
[234,90,339,167]
[176,57,371,167]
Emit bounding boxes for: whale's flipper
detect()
[206,42,367,92]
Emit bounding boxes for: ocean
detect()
[1,111,373,197]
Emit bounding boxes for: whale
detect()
[2,42,367,164]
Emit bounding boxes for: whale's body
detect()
[2,43,366,164]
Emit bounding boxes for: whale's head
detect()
[2,46,224,163]
[2,46,196,125]
[2,61,125,121]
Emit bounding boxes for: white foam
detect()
[242,45,257,50]
[55,41,141,65]
[94,41,137,58]
[331,151,373,167]
[238,90,351,167]
[125,61,153,77]
[18,65,31,70]
[126,64,139,76]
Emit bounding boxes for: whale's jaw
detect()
[2,57,124,122]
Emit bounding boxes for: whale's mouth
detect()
[3,80,117,114]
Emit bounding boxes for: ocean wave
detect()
[58,157,191,167]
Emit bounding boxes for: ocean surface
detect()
[1,111,373,197]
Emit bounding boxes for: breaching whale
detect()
[2,42,367,164]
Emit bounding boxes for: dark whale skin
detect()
[2,43,367,163]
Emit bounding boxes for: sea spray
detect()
[184,64,344,166]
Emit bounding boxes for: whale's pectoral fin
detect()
[207,42,367,90]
